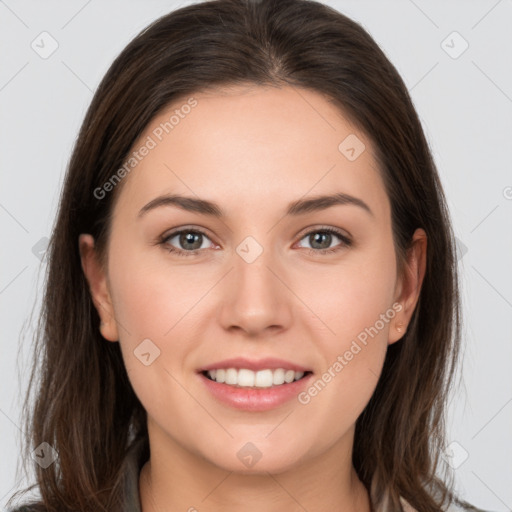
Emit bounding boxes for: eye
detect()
[159,228,215,257]
[296,227,352,255]
[158,226,352,258]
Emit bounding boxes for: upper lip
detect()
[198,357,312,373]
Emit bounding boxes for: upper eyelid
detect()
[295,224,351,240]
[162,226,214,243]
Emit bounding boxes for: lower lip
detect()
[198,372,313,412]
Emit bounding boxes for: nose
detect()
[218,246,293,337]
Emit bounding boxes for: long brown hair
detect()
[9,0,469,510]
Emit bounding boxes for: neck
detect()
[139,420,371,512]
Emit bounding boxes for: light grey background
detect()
[1,0,511,510]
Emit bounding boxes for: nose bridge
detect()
[218,236,292,335]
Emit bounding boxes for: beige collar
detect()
[400,496,418,511]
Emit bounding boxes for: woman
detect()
[7,0,491,510]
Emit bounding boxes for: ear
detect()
[78,234,119,342]
[389,228,427,345]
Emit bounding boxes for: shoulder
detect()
[400,498,490,512]
[446,500,495,512]
[5,503,48,512]
[6,439,148,512]
[401,495,494,512]
[6,508,44,512]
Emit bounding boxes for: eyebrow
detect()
[137,192,373,219]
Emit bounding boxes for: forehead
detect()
[114,85,389,220]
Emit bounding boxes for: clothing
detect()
[118,440,418,511]
[119,436,146,512]
[117,438,490,512]
[119,439,417,511]
[9,438,492,511]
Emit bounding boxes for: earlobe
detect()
[78,234,119,342]
[389,228,427,345]
[388,313,406,345]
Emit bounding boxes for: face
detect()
[80,84,425,475]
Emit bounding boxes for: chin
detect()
[202,441,309,475]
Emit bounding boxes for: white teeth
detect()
[255,369,273,388]
[284,369,296,383]
[205,368,307,388]
[238,369,255,387]
[225,368,238,385]
[272,368,285,385]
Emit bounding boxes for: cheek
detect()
[106,246,215,398]
[294,241,397,414]
[296,236,397,344]
[107,243,207,342]
[294,295,392,455]
[107,257,196,427]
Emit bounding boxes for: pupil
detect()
[310,232,331,249]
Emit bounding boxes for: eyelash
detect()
[158,226,352,258]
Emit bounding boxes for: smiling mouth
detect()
[201,368,313,388]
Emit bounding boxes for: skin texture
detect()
[79,85,426,512]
